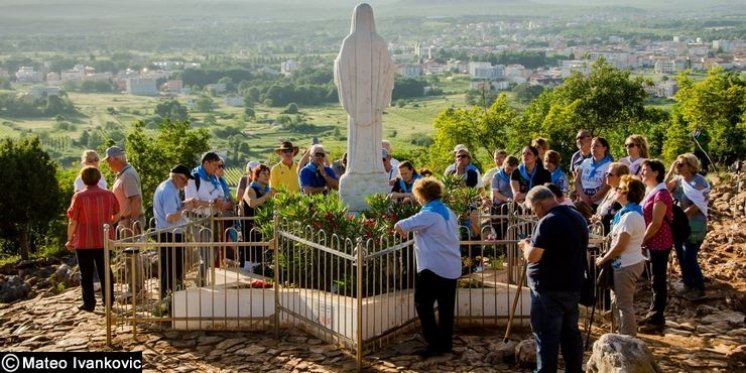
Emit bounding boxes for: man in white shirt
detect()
[185,152,230,217]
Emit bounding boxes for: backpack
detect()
[669,203,691,244]
[192,173,201,191]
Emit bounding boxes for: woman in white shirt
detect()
[575,137,613,209]
[73,150,107,193]
[619,134,649,176]
[394,177,460,358]
[595,175,647,336]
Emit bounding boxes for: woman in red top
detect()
[639,159,674,332]
[66,166,120,312]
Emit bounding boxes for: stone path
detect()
[2,282,744,371]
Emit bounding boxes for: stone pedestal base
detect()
[339,171,391,212]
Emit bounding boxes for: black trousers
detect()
[415,269,457,352]
[159,233,184,299]
[647,248,670,325]
[76,249,114,308]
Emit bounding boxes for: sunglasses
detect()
[217,164,225,169]
[606,172,617,177]
[456,155,468,159]
[624,143,636,148]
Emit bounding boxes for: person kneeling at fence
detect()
[393,177,461,358]
[519,185,587,373]
[66,166,119,312]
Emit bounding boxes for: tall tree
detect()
[0,137,61,260]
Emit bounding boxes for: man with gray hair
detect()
[518,185,588,373]
[104,146,144,234]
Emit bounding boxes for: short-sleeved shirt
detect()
[153,179,186,230]
[510,165,551,194]
[642,188,674,250]
[299,163,337,189]
[578,158,611,197]
[610,211,646,269]
[112,164,142,219]
[620,156,647,176]
[391,177,417,194]
[491,169,513,201]
[67,186,119,249]
[74,175,107,194]
[528,205,588,293]
[185,175,225,217]
[550,169,569,194]
[570,150,591,174]
[395,208,461,279]
[270,162,300,193]
[672,174,709,242]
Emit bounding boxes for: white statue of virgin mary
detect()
[334,3,396,212]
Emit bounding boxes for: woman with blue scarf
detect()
[389,160,421,203]
[241,164,276,274]
[575,137,613,210]
[394,177,461,358]
[595,175,647,336]
[510,145,551,203]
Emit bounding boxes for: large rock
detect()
[515,339,536,368]
[51,264,80,288]
[486,340,518,364]
[586,333,661,373]
[0,275,31,303]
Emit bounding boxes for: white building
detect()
[654,60,677,74]
[398,64,422,78]
[560,60,590,78]
[15,66,44,83]
[469,62,504,80]
[280,60,300,76]
[126,77,157,96]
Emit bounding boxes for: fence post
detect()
[273,213,281,338]
[104,224,112,347]
[355,238,364,371]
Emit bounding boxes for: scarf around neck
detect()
[250,181,270,195]
[518,164,537,188]
[398,173,421,193]
[612,202,643,226]
[496,168,510,184]
[551,168,564,184]
[588,155,612,178]
[421,199,450,221]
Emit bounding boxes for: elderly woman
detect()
[620,135,649,176]
[445,147,480,188]
[394,177,461,358]
[595,175,647,336]
[74,150,108,193]
[66,166,119,312]
[511,145,551,203]
[575,137,613,209]
[593,162,630,234]
[639,159,675,333]
[390,161,421,202]
[666,153,710,301]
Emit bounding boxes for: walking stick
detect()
[504,260,527,342]
[585,286,597,351]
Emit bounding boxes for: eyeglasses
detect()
[624,143,636,148]
[314,153,325,158]
[217,164,225,169]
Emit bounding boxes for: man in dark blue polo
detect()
[518,185,588,373]
[299,144,338,195]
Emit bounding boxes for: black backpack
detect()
[669,203,691,244]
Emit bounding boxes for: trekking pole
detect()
[504,260,527,342]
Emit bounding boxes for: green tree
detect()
[195,95,215,113]
[283,102,299,114]
[124,120,211,215]
[0,137,62,260]
[155,99,189,121]
[672,67,746,163]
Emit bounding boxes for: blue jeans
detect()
[675,240,705,291]
[530,289,583,373]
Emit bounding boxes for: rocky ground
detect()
[0,172,745,372]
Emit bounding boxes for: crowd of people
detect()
[63,132,711,372]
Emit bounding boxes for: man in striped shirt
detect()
[66,166,120,312]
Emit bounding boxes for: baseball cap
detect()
[170,165,194,179]
[103,146,125,160]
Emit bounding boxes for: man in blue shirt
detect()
[299,144,338,195]
[153,165,195,299]
[519,186,588,373]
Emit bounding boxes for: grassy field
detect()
[0,89,465,168]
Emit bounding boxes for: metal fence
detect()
[104,202,609,369]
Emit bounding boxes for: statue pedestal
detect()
[339,171,390,212]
